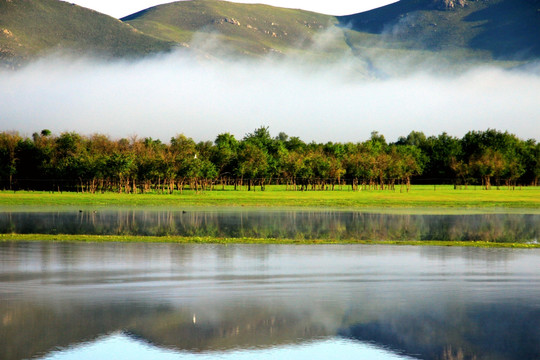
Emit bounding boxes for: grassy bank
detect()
[1,185,539,209]
[1,234,538,248]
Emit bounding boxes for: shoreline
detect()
[1,234,538,248]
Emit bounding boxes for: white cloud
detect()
[1,50,539,144]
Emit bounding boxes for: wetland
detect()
[1,192,539,359]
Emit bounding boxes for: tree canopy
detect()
[0,128,538,193]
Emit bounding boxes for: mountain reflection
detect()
[1,210,539,242]
[1,301,334,360]
[339,303,540,360]
[2,298,539,360]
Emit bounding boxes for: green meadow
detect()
[1,185,539,209]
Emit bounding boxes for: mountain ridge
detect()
[0,0,172,68]
[1,0,539,68]
[338,0,540,59]
[121,0,340,57]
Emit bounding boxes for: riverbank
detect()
[1,234,538,248]
[1,185,539,208]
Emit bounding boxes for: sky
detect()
[69,0,398,18]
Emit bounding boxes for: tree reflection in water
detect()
[0,210,539,242]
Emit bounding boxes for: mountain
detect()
[1,0,539,68]
[121,0,540,67]
[0,0,172,68]
[338,0,540,60]
[121,0,345,58]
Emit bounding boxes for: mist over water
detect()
[1,45,539,143]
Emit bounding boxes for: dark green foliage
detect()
[0,132,21,189]
[0,128,538,193]
[401,131,461,183]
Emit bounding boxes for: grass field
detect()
[1,234,538,248]
[1,185,539,209]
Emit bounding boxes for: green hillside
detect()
[0,0,172,68]
[121,0,346,58]
[339,0,540,60]
[120,0,540,70]
[0,0,538,68]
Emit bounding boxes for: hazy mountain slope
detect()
[338,0,540,60]
[121,0,540,65]
[1,0,538,67]
[0,0,172,68]
[121,0,346,57]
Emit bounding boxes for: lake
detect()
[1,209,539,242]
[1,242,539,360]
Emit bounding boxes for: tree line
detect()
[0,128,538,193]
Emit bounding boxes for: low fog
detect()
[1,46,539,143]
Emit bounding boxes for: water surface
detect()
[1,242,539,360]
[1,209,538,242]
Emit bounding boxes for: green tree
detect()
[470,149,505,190]
[394,145,424,191]
[213,133,239,176]
[105,152,135,193]
[237,143,268,191]
[0,132,22,189]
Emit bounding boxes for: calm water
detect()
[1,209,539,242]
[1,242,539,360]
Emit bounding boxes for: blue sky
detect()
[68,0,398,18]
